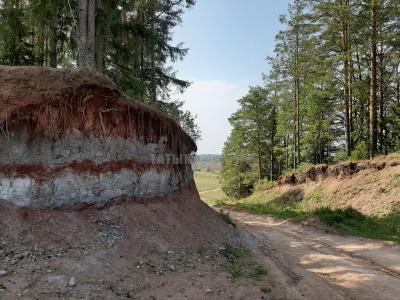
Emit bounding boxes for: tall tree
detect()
[77,0,96,69]
[369,0,378,158]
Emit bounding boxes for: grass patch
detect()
[200,188,228,206]
[315,208,400,242]
[220,245,267,281]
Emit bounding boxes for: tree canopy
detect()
[0,0,200,141]
[222,0,400,198]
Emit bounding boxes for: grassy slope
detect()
[222,189,400,243]
[212,157,400,243]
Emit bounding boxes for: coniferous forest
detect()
[222,0,400,198]
[0,0,200,141]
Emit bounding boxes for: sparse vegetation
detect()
[378,187,387,194]
[220,245,267,281]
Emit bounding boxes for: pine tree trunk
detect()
[342,0,352,157]
[78,0,96,69]
[379,49,385,153]
[369,0,378,158]
[295,30,301,168]
[270,106,276,181]
[257,127,263,180]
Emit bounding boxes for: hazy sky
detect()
[172,0,292,154]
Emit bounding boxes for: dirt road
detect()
[229,210,400,300]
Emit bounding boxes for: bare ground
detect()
[2,184,400,299]
[0,187,275,299]
[230,209,400,300]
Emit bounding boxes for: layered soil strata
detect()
[0,66,196,208]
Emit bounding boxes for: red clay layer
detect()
[0,160,190,181]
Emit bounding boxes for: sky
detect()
[172,0,292,154]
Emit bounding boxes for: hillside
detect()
[219,153,400,242]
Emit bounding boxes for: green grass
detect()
[194,170,229,205]
[314,208,400,242]
[200,188,228,206]
[217,189,400,243]
[220,245,268,281]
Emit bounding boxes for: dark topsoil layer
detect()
[0,66,196,154]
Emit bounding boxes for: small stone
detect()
[168,265,175,271]
[217,247,226,252]
[0,271,7,276]
[68,277,76,288]
[205,289,212,294]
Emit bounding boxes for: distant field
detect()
[194,171,220,192]
[192,162,222,172]
[194,171,227,205]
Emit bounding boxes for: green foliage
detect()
[335,149,348,163]
[222,0,400,187]
[221,128,257,199]
[350,141,370,161]
[296,162,315,173]
[0,0,200,141]
[254,179,274,192]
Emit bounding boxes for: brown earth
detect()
[275,153,400,216]
[2,180,400,299]
[0,183,287,300]
[0,184,267,299]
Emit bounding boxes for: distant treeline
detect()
[222,0,400,199]
[194,154,221,163]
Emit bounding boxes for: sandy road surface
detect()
[229,210,400,300]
